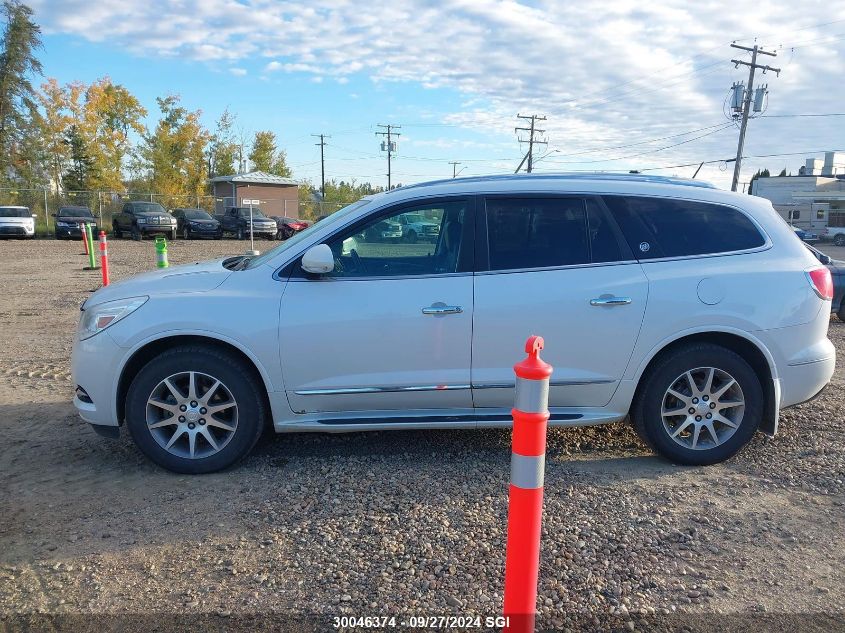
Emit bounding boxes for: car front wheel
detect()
[834,234,845,246]
[125,346,267,474]
[631,343,762,465]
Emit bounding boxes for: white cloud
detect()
[229,67,247,76]
[30,0,845,187]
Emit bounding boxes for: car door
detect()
[118,206,131,231]
[279,197,475,414]
[471,195,649,409]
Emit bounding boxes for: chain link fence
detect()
[0,187,354,237]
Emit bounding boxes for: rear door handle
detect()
[590,296,632,307]
[422,304,463,315]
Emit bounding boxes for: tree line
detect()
[0,0,384,216]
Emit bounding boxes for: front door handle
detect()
[422,304,463,315]
[590,296,632,307]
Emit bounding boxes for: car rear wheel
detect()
[125,346,266,474]
[631,343,762,465]
[835,234,845,246]
[838,299,845,322]
[182,226,190,240]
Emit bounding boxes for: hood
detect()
[84,259,232,308]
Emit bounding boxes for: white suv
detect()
[72,174,835,473]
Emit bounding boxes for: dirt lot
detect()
[0,238,843,632]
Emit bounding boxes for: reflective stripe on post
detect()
[99,231,110,286]
[503,335,553,633]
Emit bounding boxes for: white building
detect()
[751,152,845,234]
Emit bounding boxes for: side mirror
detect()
[32,214,37,218]
[51,212,57,217]
[301,244,334,274]
[819,253,832,265]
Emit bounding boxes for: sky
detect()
[29,0,845,191]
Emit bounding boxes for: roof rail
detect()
[393,172,717,192]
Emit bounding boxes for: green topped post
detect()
[84,223,99,270]
[155,236,169,268]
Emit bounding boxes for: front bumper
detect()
[0,225,34,236]
[56,225,97,238]
[139,224,176,235]
[72,330,124,427]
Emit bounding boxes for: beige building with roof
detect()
[210,171,300,218]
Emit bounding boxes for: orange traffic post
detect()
[99,231,110,286]
[80,222,89,256]
[503,335,553,633]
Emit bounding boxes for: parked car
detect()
[271,216,310,240]
[397,211,440,243]
[113,201,177,240]
[363,217,402,242]
[828,227,845,247]
[792,226,820,244]
[54,206,97,240]
[172,208,222,240]
[215,207,278,240]
[805,243,845,321]
[72,173,835,474]
[0,206,36,238]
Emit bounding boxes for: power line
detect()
[728,43,780,192]
[375,124,401,189]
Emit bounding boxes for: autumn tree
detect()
[248,130,292,177]
[208,108,238,177]
[0,0,42,185]
[80,78,145,191]
[137,95,209,206]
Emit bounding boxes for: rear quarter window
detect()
[604,196,765,259]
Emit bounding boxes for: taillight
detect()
[807,268,833,300]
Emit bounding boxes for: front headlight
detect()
[78,296,148,340]
[136,218,146,224]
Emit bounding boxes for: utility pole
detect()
[729,44,780,192]
[311,133,330,200]
[449,161,462,178]
[515,114,547,173]
[376,124,401,189]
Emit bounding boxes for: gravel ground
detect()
[0,238,843,632]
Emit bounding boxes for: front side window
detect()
[325,200,468,278]
[605,196,765,259]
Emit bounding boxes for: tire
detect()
[838,300,845,322]
[215,231,223,240]
[113,222,122,239]
[182,226,190,240]
[237,227,245,240]
[125,345,267,474]
[170,230,177,241]
[834,234,845,247]
[406,230,418,244]
[131,224,142,241]
[631,343,763,466]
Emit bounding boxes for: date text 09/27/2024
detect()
[332,615,511,629]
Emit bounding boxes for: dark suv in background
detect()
[113,201,177,240]
[172,208,222,239]
[53,206,98,239]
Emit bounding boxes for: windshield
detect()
[184,210,211,220]
[0,208,30,218]
[133,202,167,213]
[238,208,266,219]
[58,207,93,218]
[245,199,372,270]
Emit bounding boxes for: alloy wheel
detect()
[145,371,239,459]
[661,366,745,450]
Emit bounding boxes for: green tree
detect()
[0,0,42,185]
[137,95,209,206]
[208,107,237,177]
[248,129,292,177]
[62,124,96,192]
[748,168,771,194]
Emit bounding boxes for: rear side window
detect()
[486,197,589,270]
[604,196,765,259]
